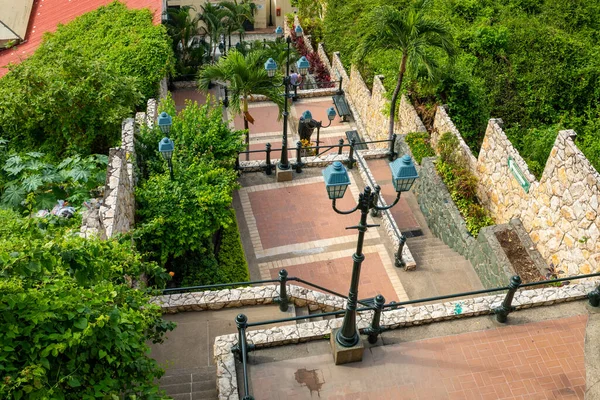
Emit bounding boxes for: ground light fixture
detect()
[321,156,418,364]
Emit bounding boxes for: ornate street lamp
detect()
[322,156,418,363]
[300,107,336,146]
[275,26,283,39]
[264,42,309,177]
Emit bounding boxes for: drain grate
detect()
[401,229,423,238]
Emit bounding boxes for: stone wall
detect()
[206,279,600,399]
[414,157,542,288]
[431,107,600,277]
[80,101,150,239]
[398,95,427,134]
[317,43,334,77]
[431,105,477,172]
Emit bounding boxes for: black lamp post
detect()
[264,26,309,172]
[300,107,336,146]
[322,156,418,355]
[158,112,175,180]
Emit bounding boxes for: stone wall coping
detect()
[153,284,348,314]
[237,149,389,172]
[213,280,599,399]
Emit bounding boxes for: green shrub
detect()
[135,95,245,285]
[435,132,493,237]
[405,132,435,164]
[0,2,174,157]
[216,210,250,283]
[0,210,173,399]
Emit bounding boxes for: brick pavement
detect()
[248,314,587,400]
[233,102,282,134]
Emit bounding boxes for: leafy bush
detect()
[435,132,493,236]
[405,132,435,164]
[0,2,174,157]
[322,0,600,172]
[1,152,107,211]
[0,210,173,399]
[135,95,247,285]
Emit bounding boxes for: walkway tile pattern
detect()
[249,314,587,399]
[260,244,408,302]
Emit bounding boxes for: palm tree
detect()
[164,6,209,76]
[356,0,455,140]
[219,0,255,47]
[199,3,225,61]
[198,50,284,159]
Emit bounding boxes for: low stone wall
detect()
[237,148,388,172]
[153,284,346,314]
[211,280,599,399]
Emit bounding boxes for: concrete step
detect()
[160,365,217,398]
[295,306,334,323]
[192,389,218,399]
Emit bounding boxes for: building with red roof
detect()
[0,0,163,78]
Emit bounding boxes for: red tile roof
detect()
[0,0,162,77]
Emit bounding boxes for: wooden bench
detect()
[332,93,352,122]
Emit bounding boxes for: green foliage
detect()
[0,2,174,157]
[164,6,210,77]
[323,0,600,172]
[181,210,250,287]
[1,152,107,211]
[135,95,247,285]
[0,210,173,399]
[505,124,558,178]
[435,133,493,236]
[405,132,435,164]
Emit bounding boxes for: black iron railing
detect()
[235,135,397,175]
[229,271,600,399]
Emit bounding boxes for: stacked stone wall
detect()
[398,95,427,134]
[432,106,478,172]
[432,107,600,277]
[80,100,152,239]
[317,43,334,77]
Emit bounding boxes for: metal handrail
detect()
[231,270,600,399]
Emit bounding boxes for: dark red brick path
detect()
[248,182,363,249]
[269,252,399,302]
[250,314,587,399]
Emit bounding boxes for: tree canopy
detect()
[323,0,600,175]
[0,1,174,157]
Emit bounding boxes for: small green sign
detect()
[508,156,530,193]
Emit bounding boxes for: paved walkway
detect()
[247,314,587,399]
[150,305,291,399]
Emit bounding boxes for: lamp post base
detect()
[276,165,293,182]
[330,328,364,365]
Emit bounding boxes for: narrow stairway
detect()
[159,365,217,400]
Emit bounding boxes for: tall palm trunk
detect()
[389,53,407,140]
[243,97,250,160]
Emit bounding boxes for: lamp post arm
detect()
[373,191,402,211]
[321,119,332,129]
[332,199,359,215]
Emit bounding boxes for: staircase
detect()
[405,235,473,268]
[294,305,337,322]
[159,366,218,400]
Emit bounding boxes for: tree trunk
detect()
[389,53,407,141]
[243,97,250,161]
